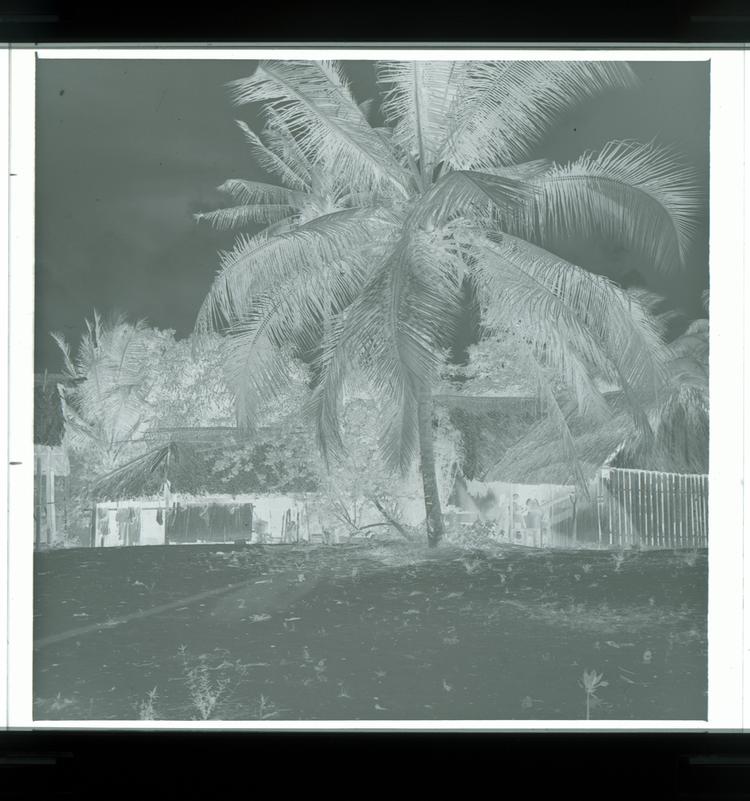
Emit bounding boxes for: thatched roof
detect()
[434,392,541,481]
[91,440,213,500]
[91,427,319,501]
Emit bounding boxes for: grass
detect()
[33,540,707,721]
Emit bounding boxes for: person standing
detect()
[511,493,524,536]
[526,499,542,529]
[115,506,129,546]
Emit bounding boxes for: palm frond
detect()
[510,330,592,494]
[222,331,295,428]
[359,240,447,472]
[215,178,310,208]
[413,168,538,229]
[195,204,298,230]
[235,119,311,190]
[305,314,354,464]
[441,61,638,169]
[194,178,311,230]
[50,331,78,377]
[261,109,316,185]
[218,252,369,408]
[307,236,456,473]
[530,140,702,271]
[380,386,420,476]
[376,61,461,178]
[195,208,398,334]
[470,232,667,427]
[91,440,178,500]
[228,61,410,194]
[646,385,708,473]
[58,395,101,449]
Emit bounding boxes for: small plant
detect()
[681,549,699,567]
[178,647,231,720]
[186,663,230,720]
[49,693,75,713]
[611,551,626,572]
[579,669,608,720]
[253,694,286,720]
[460,555,486,575]
[138,687,159,720]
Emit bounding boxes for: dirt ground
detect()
[33,541,707,721]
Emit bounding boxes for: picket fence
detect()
[457,467,708,551]
[594,467,708,550]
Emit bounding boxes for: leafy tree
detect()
[197,60,700,546]
[52,311,169,475]
[210,368,321,494]
[53,314,239,504]
[147,333,236,431]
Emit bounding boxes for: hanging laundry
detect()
[97,508,110,539]
[116,507,130,543]
[131,507,141,545]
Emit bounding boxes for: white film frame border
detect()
[3,46,745,731]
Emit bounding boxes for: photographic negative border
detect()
[3,45,745,731]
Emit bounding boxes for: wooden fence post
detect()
[46,448,56,545]
[608,473,613,547]
[669,474,679,548]
[659,472,665,548]
[35,454,43,550]
[679,474,685,549]
[704,475,709,546]
[89,506,97,548]
[596,471,604,549]
[627,470,633,547]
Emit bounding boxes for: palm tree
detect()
[52,311,161,474]
[631,292,709,472]
[197,60,701,547]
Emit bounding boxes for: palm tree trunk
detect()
[417,387,445,548]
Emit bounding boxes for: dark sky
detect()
[35,59,709,371]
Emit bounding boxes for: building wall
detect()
[94,493,323,546]
[34,445,71,548]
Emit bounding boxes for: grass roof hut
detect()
[88,427,319,548]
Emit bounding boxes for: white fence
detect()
[455,468,709,550]
[596,468,708,550]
